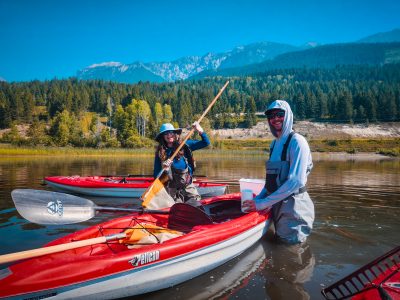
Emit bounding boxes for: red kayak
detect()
[44,175,227,198]
[322,246,400,300]
[0,193,271,299]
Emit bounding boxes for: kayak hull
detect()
[32,221,267,300]
[44,176,227,198]
[0,194,270,299]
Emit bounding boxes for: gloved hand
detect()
[162,159,173,170]
[192,121,203,134]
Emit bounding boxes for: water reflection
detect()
[0,155,399,299]
[263,239,315,300]
[127,241,268,300]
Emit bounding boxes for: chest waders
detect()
[265,132,307,226]
[265,131,295,194]
[162,145,201,206]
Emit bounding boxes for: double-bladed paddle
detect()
[11,189,170,225]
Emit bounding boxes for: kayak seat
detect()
[119,177,128,183]
[168,203,213,233]
[205,200,244,222]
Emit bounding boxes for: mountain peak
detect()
[88,61,123,69]
[304,41,319,48]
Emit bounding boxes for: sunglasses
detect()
[164,130,176,135]
[266,111,285,119]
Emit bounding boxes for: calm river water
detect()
[0,154,399,300]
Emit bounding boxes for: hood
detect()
[266,100,293,139]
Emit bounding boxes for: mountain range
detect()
[77,29,400,84]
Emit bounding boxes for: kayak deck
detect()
[0,194,271,299]
[44,176,227,198]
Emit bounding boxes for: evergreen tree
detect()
[244,96,257,128]
[336,92,353,121]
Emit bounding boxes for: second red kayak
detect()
[44,176,227,198]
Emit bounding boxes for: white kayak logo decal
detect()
[47,200,63,216]
[129,251,160,267]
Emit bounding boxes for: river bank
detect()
[1,121,399,156]
[0,143,398,158]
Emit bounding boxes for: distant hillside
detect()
[77,28,400,84]
[77,42,303,83]
[358,28,400,43]
[192,42,400,78]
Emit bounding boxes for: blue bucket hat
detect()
[155,123,182,141]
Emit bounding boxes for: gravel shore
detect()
[212,121,400,139]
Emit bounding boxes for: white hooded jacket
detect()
[255,100,313,211]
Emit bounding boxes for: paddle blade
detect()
[11,189,96,225]
[141,178,175,210]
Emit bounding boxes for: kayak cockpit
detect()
[60,198,245,257]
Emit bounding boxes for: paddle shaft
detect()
[169,80,230,162]
[142,81,229,200]
[0,233,126,265]
[197,179,240,185]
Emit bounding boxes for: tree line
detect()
[0,64,399,147]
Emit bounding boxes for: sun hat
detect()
[155,123,182,141]
[264,100,286,115]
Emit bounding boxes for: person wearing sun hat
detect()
[153,122,210,206]
[242,100,314,244]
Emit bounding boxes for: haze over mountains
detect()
[76,28,399,84]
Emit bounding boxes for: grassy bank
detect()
[1,137,399,157]
[217,138,400,156]
[0,144,154,157]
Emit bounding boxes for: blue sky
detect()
[1,0,399,82]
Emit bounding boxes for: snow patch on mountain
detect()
[77,41,302,82]
[88,62,123,68]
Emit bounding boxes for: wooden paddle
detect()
[11,189,170,225]
[141,80,230,204]
[196,179,240,185]
[0,232,126,265]
[3,196,219,265]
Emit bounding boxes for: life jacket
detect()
[265,131,295,194]
[182,144,196,173]
[161,144,196,190]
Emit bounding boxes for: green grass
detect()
[309,138,400,154]
[216,138,400,156]
[0,144,154,156]
[1,137,399,157]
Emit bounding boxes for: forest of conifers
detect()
[0,64,399,148]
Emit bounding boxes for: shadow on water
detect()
[0,156,399,299]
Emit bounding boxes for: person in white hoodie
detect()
[242,100,314,244]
